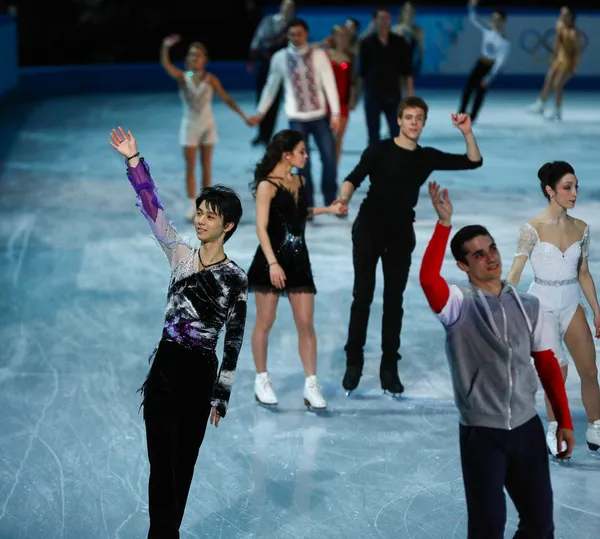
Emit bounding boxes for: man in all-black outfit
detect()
[336,97,483,395]
[359,7,414,145]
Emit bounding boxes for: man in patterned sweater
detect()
[249,18,341,207]
[419,181,575,538]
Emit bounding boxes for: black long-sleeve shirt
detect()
[345,139,483,222]
[359,33,412,99]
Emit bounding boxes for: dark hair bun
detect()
[538,162,554,183]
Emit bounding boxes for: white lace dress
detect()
[516,222,590,365]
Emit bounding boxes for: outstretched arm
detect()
[419,182,465,325]
[254,54,284,120]
[467,0,489,33]
[160,35,185,83]
[427,114,482,169]
[211,279,248,418]
[109,128,191,267]
[209,74,250,125]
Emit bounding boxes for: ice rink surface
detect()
[1,89,599,538]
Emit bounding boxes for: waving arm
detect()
[110,128,192,267]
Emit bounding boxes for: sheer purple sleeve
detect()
[126,158,192,266]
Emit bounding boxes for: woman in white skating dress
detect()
[507,161,600,457]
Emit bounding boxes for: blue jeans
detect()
[289,117,337,206]
[364,92,400,145]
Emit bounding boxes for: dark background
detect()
[2,0,598,66]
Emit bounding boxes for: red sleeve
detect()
[419,222,452,314]
[532,350,573,430]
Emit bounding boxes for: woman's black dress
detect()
[248,178,316,295]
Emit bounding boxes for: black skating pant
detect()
[142,340,218,539]
[460,415,555,539]
[459,58,494,123]
[345,215,416,368]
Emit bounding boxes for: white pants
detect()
[179,117,217,147]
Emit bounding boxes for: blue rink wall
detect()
[1,7,600,101]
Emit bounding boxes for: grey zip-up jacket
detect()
[436,281,550,430]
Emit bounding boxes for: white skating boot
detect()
[544,106,562,121]
[186,199,197,222]
[255,372,278,405]
[528,98,546,114]
[303,375,327,410]
[546,421,567,457]
[586,420,600,452]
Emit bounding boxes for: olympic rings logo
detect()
[520,28,588,62]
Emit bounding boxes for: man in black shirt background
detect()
[359,7,414,145]
[336,97,483,396]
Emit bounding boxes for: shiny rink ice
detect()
[1,89,600,538]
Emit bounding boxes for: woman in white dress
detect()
[160,35,252,221]
[507,161,600,456]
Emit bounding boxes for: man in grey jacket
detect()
[419,181,575,539]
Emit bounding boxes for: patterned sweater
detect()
[257,43,340,121]
[126,159,248,417]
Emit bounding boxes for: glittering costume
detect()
[247,177,316,295]
[329,58,352,118]
[178,72,217,147]
[551,24,579,75]
[125,158,248,539]
[516,223,590,366]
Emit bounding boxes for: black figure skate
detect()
[380,365,404,397]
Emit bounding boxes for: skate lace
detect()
[259,376,274,390]
[306,378,321,390]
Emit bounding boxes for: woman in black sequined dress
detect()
[248,129,347,410]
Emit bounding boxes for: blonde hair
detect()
[188,42,208,59]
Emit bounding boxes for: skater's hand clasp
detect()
[428,181,453,226]
[210,406,221,428]
[328,201,348,216]
[556,428,575,460]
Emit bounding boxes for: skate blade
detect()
[255,395,278,406]
[382,389,403,399]
[303,398,327,411]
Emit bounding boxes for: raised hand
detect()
[109,127,138,158]
[451,113,472,134]
[163,34,181,48]
[428,181,453,225]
